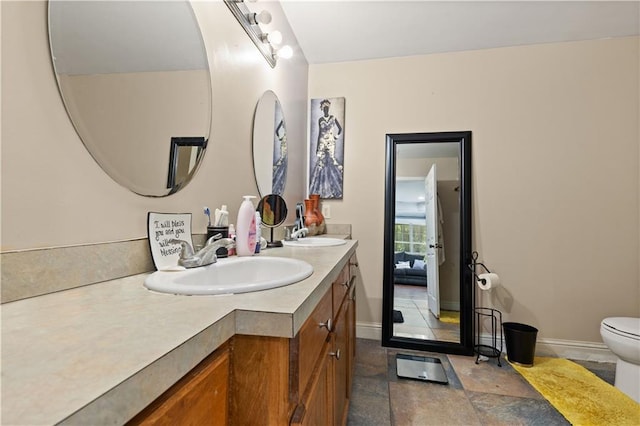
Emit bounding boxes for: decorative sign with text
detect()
[147,212,194,270]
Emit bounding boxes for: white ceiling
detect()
[280,1,640,64]
[396,179,426,202]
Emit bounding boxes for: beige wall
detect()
[310,37,639,342]
[1,1,308,250]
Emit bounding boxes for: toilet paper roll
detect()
[477,273,500,291]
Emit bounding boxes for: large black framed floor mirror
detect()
[382,131,473,356]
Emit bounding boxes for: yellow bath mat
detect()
[511,357,640,425]
[439,310,460,324]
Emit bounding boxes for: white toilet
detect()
[600,317,640,402]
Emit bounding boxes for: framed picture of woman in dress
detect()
[309,97,345,199]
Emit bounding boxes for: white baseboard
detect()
[356,322,382,340]
[356,322,617,363]
[440,301,460,311]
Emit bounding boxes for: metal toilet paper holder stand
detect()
[469,251,503,366]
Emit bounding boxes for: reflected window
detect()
[394,223,427,255]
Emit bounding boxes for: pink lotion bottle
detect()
[235,195,257,256]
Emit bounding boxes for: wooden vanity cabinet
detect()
[128,342,230,426]
[292,255,357,426]
[130,255,357,426]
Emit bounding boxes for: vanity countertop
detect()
[1,238,358,425]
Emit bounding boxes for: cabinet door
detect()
[346,281,356,399]
[128,346,230,426]
[297,288,333,396]
[333,302,349,426]
[332,263,350,319]
[291,340,333,426]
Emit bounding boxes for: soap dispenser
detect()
[236,195,257,256]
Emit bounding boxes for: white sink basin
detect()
[144,256,313,295]
[282,237,347,248]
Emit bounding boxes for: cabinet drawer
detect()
[298,287,333,394]
[128,344,230,425]
[331,264,350,319]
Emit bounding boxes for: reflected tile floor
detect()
[347,338,616,426]
[393,284,460,342]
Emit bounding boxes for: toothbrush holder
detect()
[207,226,229,240]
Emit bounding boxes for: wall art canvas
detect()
[309,97,345,199]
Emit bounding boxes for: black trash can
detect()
[503,322,538,367]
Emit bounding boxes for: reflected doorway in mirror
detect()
[167,137,207,192]
[309,97,345,199]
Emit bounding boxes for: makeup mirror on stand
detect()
[257,194,288,247]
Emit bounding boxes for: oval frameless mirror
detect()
[252,91,287,197]
[257,194,288,247]
[48,0,212,197]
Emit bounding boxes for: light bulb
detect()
[248,10,272,25]
[267,30,282,45]
[277,45,293,59]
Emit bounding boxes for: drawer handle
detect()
[319,318,332,332]
[329,349,341,360]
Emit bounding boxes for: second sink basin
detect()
[144,256,313,295]
[282,237,347,247]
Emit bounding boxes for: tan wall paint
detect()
[1,1,308,250]
[309,37,639,342]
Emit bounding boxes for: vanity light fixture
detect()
[225,0,290,68]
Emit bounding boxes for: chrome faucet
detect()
[290,227,309,240]
[168,236,235,268]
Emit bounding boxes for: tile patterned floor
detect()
[347,338,616,426]
[393,285,460,342]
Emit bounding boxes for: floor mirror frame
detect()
[382,131,474,356]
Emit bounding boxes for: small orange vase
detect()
[304,199,321,229]
[309,194,325,224]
